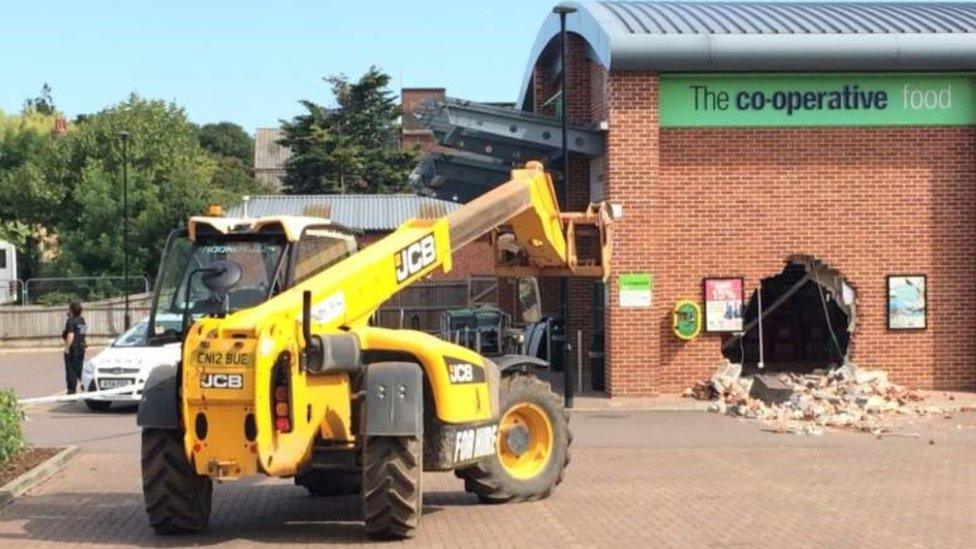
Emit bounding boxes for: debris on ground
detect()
[686,360,941,436]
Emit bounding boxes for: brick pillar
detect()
[603,73,661,396]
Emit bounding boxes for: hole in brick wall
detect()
[722,255,856,376]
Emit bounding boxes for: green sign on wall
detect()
[659,73,976,127]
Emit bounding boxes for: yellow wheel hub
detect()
[497,402,553,480]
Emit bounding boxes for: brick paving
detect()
[2,351,976,547]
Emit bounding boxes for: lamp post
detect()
[554,3,577,408]
[118,131,131,330]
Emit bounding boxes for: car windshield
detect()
[150,233,286,340]
[115,317,183,347]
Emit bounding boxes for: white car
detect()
[80,317,181,412]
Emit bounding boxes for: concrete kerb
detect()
[0,446,80,510]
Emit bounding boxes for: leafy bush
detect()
[0,389,24,465]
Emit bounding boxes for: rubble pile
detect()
[685,361,940,436]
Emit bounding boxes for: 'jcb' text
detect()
[200,373,244,389]
[394,235,436,283]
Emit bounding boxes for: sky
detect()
[0,0,559,132]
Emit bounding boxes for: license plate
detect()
[98,378,133,390]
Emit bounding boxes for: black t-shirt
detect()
[62,316,87,357]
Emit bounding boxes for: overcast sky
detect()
[0,0,561,132]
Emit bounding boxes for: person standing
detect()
[62,302,87,394]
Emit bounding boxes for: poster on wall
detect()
[619,273,652,308]
[887,275,927,330]
[703,277,744,333]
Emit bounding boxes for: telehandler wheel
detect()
[457,372,571,503]
[295,469,361,497]
[361,436,422,539]
[141,428,212,534]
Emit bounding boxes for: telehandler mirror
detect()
[200,260,243,292]
[517,277,542,324]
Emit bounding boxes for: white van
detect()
[0,240,16,304]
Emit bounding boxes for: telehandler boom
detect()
[136,161,611,538]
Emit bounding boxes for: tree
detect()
[22,84,56,116]
[198,122,254,166]
[46,95,265,280]
[279,67,418,194]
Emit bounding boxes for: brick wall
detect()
[598,72,976,394]
[401,88,446,154]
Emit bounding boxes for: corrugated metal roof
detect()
[519,2,976,108]
[253,128,292,171]
[225,194,460,232]
[596,2,976,35]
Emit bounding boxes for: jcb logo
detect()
[449,363,475,383]
[394,235,436,283]
[200,373,243,389]
[446,359,485,384]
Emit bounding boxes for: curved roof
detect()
[519,1,976,108]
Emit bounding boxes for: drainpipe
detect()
[554,2,577,408]
[757,279,765,370]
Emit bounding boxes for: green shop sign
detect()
[659,73,976,127]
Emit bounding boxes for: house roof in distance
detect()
[225,194,460,232]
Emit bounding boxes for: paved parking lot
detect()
[2,349,976,547]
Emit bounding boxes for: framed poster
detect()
[887,275,927,330]
[703,277,744,333]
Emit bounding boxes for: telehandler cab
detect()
[136,161,612,538]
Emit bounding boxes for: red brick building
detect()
[511,1,976,395]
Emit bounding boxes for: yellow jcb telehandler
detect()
[136,161,612,538]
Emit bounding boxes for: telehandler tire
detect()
[141,428,212,534]
[361,436,422,539]
[456,372,571,503]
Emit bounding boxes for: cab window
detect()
[293,229,355,284]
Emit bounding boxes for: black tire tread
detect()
[458,373,571,504]
[141,428,212,535]
[361,436,422,539]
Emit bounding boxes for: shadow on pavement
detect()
[46,402,139,415]
[0,487,477,546]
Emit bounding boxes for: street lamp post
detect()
[554,3,577,408]
[118,131,131,330]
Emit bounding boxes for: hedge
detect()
[0,389,23,465]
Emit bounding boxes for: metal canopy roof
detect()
[411,97,605,202]
[225,194,460,232]
[410,151,514,203]
[519,1,976,108]
[421,97,605,161]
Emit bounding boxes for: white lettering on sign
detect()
[394,235,436,283]
[200,373,243,389]
[453,425,498,463]
[903,84,952,111]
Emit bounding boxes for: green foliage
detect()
[279,67,418,194]
[0,389,24,465]
[198,122,254,166]
[0,95,263,283]
[22,83,56,116]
